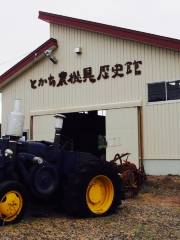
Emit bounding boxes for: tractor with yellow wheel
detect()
[0,100,122,225]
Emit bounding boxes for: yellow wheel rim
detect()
[0,191,23,222]
[86,175,114,214]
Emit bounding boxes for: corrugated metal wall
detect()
[144,102,180,159]
[2,24,180,160]
[106,107,139,165]
[33,114,55,141]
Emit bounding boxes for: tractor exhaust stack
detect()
[6,99,25,140]
[54,114,65,146]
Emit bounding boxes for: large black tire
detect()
[0,181,28,225]
[62,159,121,217]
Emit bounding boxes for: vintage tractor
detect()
[0,100,122,225]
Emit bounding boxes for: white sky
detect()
[0,0,180,122]
[1,0,180,74]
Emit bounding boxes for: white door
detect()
[106,107,140,167]
[33,114,55,141]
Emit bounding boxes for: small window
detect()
[167,80,180,100]
[148,82,166,102]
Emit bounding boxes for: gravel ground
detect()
[0,176,179,240]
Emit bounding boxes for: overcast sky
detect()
[1,0,180,75]
[0,0,180,123]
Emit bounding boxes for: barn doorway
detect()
[61,110,106,157]
[32,107,141,164]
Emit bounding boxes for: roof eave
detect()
[0,38,58,90]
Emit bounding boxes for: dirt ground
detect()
[0,175,179,240]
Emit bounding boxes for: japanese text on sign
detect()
[30,60,142,89]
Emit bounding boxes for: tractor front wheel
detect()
[0,181,27,225]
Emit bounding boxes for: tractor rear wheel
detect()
[62,159,121,217]
[0,181,27,225]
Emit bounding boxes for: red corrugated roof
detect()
[0,38,58,89]
[39,11,180,51]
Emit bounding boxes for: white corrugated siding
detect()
[2,24,180,160]
[143,102,180,159]
[106,107,139,165]
[33,114,55,141]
